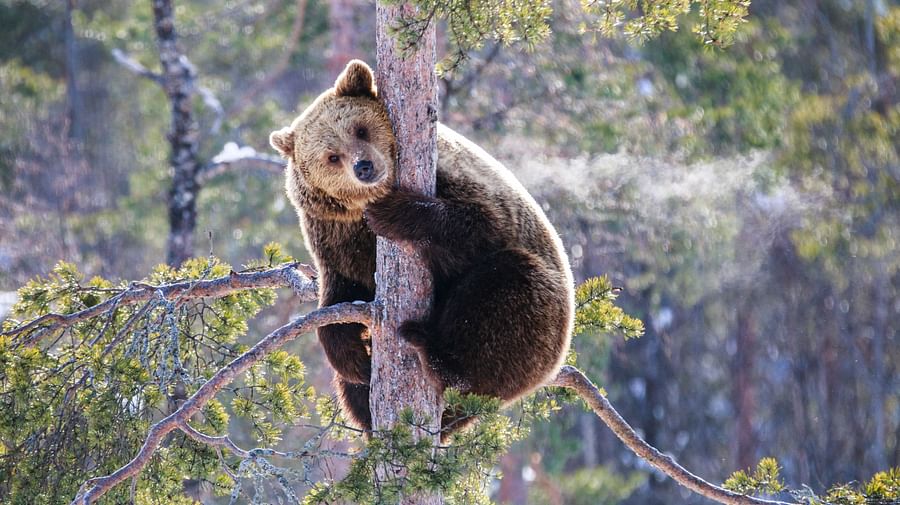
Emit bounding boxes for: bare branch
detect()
[110,48,162,84]
[550,365,797,505]
[198,142,286,183]
[3,262,317,347]
[69,301,372,505]
[193,78,224,135]
[179,419,355,463]
[111,48,223,136]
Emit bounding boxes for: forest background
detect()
[0,0,898,503]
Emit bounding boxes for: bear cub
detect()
[270,60,574,440]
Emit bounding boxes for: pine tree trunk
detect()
[371,3,442,504]
[153,0,201,267]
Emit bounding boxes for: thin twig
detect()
[550,365,797,505]
[179,421,250,458]
[111,48,162,83]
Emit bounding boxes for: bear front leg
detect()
[318,271,373,384]
[365,191,489,248]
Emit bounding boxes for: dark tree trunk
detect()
[580,412,599,467]
[153,0,201,267]
[733,304,758,470]
[64,0,82,140]
[371,3,442,504]
[868,262,888,471]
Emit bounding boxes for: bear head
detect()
[270,60,397,221]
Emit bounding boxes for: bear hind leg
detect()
[335,378,371,435]
[430,248,568,400]
[398,319,464,392]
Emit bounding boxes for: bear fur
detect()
[270,60,574,440]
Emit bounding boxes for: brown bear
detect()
[269,60,574,440]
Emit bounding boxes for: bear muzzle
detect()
[353,159,376,182]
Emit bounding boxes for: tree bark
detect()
[153,0,201,267]
[371,3,442,504]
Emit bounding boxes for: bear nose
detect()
[353,159,375,182]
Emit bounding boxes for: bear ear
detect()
[334,59,377,98]
[269,127,294,158]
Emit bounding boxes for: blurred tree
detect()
[0,0,326,286]
[151,0,204,267]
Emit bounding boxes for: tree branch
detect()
[179,418,356,462]
[198,142,286,183]
[111,47,224,135]
[3,262,317,347]
[110,48,162,84]
[194,76,225,135]
[9,256,792,505]
[69,301,372,505]
[179,421,250,458]
[550,365,797,505]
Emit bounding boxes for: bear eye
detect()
[327,154,340,164]
[355,126,368,140]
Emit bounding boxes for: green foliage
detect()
[0,248,310,504]
[809,468,900,505]
[723,457,785,496]
[385,0,552,71]
[574,276,645,339]
[727,460,900,505]
[387,0,752,71]
[306,388,530,505]
[245,241,296,270]
[583,0,749,46]
[645,19,800,154]
[1,243,652,504]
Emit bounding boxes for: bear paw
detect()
[398,320,430,349]
[364,192,431,242]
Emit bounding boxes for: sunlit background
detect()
[1,0,898,503]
